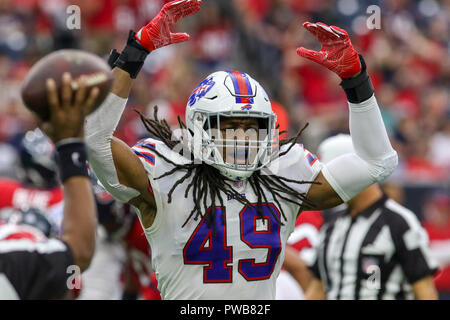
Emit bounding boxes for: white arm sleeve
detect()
[321,94,398,202]
[85,93,140,203]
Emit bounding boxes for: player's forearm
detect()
[282,247,313,292]
[85,92,127,148]
[111,68,133,99]
[52,139,97,272]
[85,53,134,153]
[85,69,130,148]
[348,93,398,167]
[85,30,147,153]
[343,57,396,160]
[60,177,97,272]
[305,278,326,300]
[412,276,439,300]
[342,56,397,164]
[321,58,398,202]
[296,24,398,202]
[85,30,152,203]
[85,93,140,203]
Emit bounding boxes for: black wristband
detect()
[55,139,89,182]
[340,55,374,103]
[108,30,150,79]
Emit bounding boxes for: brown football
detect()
[21,49,113,121]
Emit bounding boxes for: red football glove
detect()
[297,22,361,79]
[135,0,202,52]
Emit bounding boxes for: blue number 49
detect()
[183,203,282,283]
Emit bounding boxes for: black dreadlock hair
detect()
[136,106,319,235]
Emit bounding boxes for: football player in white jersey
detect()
[85,0,398,299]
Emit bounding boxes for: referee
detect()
[306,134,439,300]
[0,73,99,299]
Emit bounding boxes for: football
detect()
[21,49,113,121]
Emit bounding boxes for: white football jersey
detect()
[131,138,322,300]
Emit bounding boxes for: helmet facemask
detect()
[190,110,278,180]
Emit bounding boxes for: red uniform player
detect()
[276,211,323,299]
[0,129,63,228]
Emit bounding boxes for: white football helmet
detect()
[185,70,278,181]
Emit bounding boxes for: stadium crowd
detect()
[0,0,448,299]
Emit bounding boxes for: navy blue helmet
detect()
[0,207,58,238]
[17,128,59,189]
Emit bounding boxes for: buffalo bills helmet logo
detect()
[188,77,215,107]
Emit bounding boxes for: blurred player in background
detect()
[276,210,322,300]
[79,179,160,300]
[422,192,450,300]
[0,129,64,228]
[77,181,128,300]
[306,134,438,300]
[0,73,98,299]
[85,0,399,300]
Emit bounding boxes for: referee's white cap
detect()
[317,134,354,164]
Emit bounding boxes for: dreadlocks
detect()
[136,106,319,235]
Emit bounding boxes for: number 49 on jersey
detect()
[183,203,282,283]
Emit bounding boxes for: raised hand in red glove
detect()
[135,0,202,52]
[297,22,361,79]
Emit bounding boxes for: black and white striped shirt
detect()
[309,195,438,300]
[0,224,74,300]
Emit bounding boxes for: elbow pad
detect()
[366,151,398,183]
[322,151,398,203]
[323,87,398,202]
